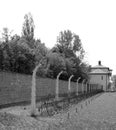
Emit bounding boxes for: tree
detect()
[0,14,50,77]
[56,30,85,59]
[111,75,116,88]
[22,13,35,48]
[46,51,66,78]
[0,44,4,70]
[0,28,14,70]
[52,30,89,81]
[0,32,36,74]
[1,27,13,43]
[33,39,48,63]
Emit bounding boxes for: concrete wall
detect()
[0,72,83,105]
[0,72,102,106]
[89,74,107,91]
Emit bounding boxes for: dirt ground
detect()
[0,93,116,130]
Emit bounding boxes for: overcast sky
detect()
[0,0,116,74]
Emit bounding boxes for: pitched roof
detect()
[92,64,108,69]
[89,69,109,74]
[89,61,112,75]
[92,61,109,69]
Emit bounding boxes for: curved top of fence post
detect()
[69,75,74,81]
[57,71,63,79]
[82,79,86,84]
[77,77,81,83]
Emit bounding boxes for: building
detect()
[89,61,112,91]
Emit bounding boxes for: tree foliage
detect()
[0,14,89,81]
[0,13,48,75]
[22,13,35,48]
[47,30,89,81]
[1,27,13,43]
[56,30,85,59]
[46,51,66,78]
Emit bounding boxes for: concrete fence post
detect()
[82,79,86,94]
[31,63,41,116]
[76,77,81,96]
[88,83,89,93]
[55,71,63,101]
[86,82,88,93]
[68,75,74,96]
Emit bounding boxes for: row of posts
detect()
[31,67,95,116]
[55,71,92,101]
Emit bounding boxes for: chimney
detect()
[98,61,101,66]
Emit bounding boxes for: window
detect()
[101,76,103,80]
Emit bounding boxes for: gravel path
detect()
[40,92,116,129]
[1,93,116,129]
[76,92,116,123]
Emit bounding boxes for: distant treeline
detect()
[0,13,90,82]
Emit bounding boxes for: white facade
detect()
[89,61,112,91]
